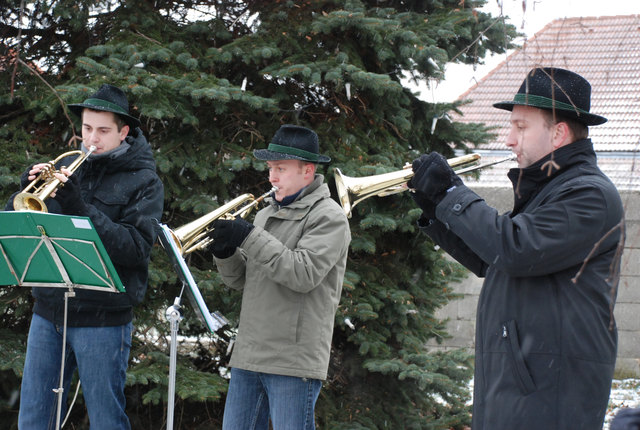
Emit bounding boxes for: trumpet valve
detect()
[39,162,56,178]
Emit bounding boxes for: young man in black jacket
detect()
[6,84,164,429]
[409,68,624,429]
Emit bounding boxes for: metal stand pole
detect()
[54,288,75,430]
[165,296,183,430]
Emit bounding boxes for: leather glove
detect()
[53,174,88,215]
[408,152,463,204]
[410,190,437,223]
[207,218,254,259]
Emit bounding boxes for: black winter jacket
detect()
[421,139,624,430]
[6,128,164,326]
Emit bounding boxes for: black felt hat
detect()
[68,84,141,128]
[493,67,607,126]
[253,124,331,164]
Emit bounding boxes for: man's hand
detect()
[409,190,437,223]
[408,152,463,204]
[207,218,255,259]
[20,163,53,190]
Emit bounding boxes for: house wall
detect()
[426,187,640,378]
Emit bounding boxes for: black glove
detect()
[410,190,437,223]
[20,166,34,189]
[53,174,88,215]
[408,155,436,221]
[408,152,463,204]
[207,218,255,259]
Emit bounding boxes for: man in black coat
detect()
[409,67,624,429]
[6,84,164,429]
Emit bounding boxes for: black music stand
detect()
[155,222,228,430]
[0,211,123,430]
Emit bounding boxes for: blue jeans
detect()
[222,368,322,430]
[18,313,132,430]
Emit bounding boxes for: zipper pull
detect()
[502,325,508,338]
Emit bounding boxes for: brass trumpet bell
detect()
[169,193,256,255]
[13,146,96,212]
[335,153,481,218]
[168,187,277,255]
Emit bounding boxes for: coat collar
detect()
[268,174,327,210]
[507,139,596,214]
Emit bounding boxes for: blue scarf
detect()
[276,188,303,206]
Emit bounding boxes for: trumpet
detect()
[169,187,277,255]
[13,145,96,212]
[335,153,516,218]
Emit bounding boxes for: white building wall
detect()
[426,187,640,378]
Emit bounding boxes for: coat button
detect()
[452,203,462,212]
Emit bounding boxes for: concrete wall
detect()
[426,187,640,378]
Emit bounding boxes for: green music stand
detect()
[0,210,123,430]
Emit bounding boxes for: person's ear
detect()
[119,124,130,140]
[552,121,572,148]
[305,163,315,176]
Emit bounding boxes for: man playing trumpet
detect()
[208,124,351,429]
[409,68,624,429]
[5,84,164,429]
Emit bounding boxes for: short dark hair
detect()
[83,108,127,132]
[541,109,589,140]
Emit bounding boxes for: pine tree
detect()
[0,0,517,428]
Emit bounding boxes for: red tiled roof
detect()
[454,15,640,190]
[455,14,640,153]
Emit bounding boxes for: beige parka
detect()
[215,175,351,380]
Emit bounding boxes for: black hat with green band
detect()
[254,124,331,164]
[493,67,607,126]
[68,84,141,129]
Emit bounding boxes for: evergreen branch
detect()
[134,30,162,46]
[449,15,501,63]
[9,0,26,99]
[16,57,77,136]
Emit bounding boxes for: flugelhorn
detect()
[13,145,96,212]
[169,187,277,255]
[335,153,516,218]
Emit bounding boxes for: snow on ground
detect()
[463,377,640,428]
[604,379,640,429]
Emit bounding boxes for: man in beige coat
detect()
[209,124,351,430]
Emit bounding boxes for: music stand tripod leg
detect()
[165,295,183,430]
[54,288,75,430]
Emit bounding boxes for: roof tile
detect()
[453,15,640,189]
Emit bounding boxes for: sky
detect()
[419,0,640,102]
